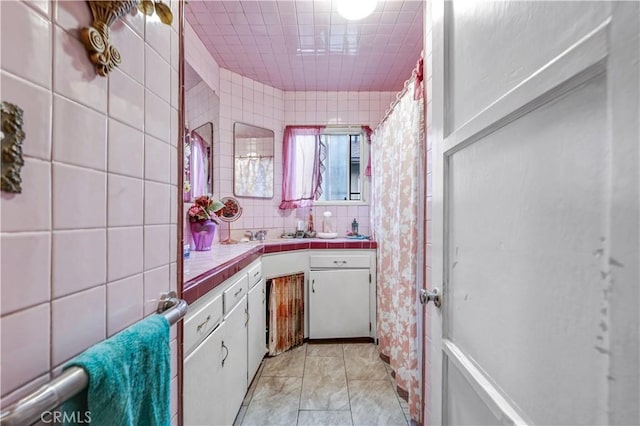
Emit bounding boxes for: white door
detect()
[426,1,639,425]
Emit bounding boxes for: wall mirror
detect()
[183,61,218,201]
[233,122,275,198]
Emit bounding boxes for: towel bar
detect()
[0,292,188,426]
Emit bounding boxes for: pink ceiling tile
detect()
[187,0,423,92]
[228,13,249,26]
[205,13,225,25]
[245,13,264,25]
[223,2,243,13]
[259,2,278,14]
[240,2,261,13]
[262,13,281,25]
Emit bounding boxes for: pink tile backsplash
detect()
[145,17,171,63]
[107,274,144,336]
[143,265,171,316]
[0,71,52,161]
[52,163,106,229]
[107,174,144,227]
[145,182,171,225]
[0,304,50,396]
[145,45,171,103]
[107,226,144,282]
[0,2,179,411]
[53,95,107,171]
[0,1,52,89]
[0,158,51,232]
[52,229,107,298]
[144,225,171,270]
[145,90,172,142]
[51,286,106,366]
[110,19,145,84]
[53,26,107,112]
[145,135,171,183]
[53,0,90,33]
[108,119,145,179]
[0,233,51,316]
[108,69,145,130]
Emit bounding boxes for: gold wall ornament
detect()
[81,0,173,77]
[0,101,26,194]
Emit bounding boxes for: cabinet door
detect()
[309,270,370,338]
[223,295,248,425]
[247,279,266,382]
[183,323,226,426]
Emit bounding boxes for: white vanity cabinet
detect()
[184,323,226,426]
[183,259,265,426]
[308,251,376,339]
[222,294,248,425]
[247,279,265,382]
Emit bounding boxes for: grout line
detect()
[344,344,356,426]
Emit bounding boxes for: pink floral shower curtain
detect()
[372,77,424,422]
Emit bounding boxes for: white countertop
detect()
[183,244,255,283]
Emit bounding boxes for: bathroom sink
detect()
[316,232,338,239]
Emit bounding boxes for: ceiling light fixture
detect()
[337,0,377,21]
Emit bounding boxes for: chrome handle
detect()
[234,287,243,297]
[253,271,260,277]
[196,315,211,332]
[420,288,442,308]
[312,279,315,293]
[221,341,229,366]
[333,260,347,266]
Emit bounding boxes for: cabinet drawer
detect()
[183,294,223,356]
[309,255,370,269]
[247,262,262,289]
[224,274,249,314]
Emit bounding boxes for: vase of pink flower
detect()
[188,195,224,251]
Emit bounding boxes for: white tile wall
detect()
[52,229,107,298]
[51,286,106,366]
[107,274,144,336]
[0,233,51,315]
[108,227,144,282]
[0,303,50,393]
[0,2,179,420]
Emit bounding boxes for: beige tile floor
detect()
[234,343,414,426]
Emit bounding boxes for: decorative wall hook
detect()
[0,101,25,194]
[80,0,173,77]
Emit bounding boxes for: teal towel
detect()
[62,315,171,426]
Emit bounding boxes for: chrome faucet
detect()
[245,230,267,241]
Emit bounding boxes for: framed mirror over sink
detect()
[233,122,275,198]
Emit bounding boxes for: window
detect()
[280,126,369,210]
[317,132,364,202]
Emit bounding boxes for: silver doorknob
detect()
[420,288,441,308]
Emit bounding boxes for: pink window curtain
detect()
[190,130,207,198]
[371,76,425,423]
[279,125,325,210]
[361,125,373,177]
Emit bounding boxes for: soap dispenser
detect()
[351,218,359,235]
